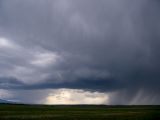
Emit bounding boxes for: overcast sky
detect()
[0,0,160,104]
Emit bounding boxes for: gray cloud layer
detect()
[0,0,160,104]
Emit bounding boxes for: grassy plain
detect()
[0,104,159,120]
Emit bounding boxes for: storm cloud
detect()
[0,0,160,104]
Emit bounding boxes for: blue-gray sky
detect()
[0,0,160,104]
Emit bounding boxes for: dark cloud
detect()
[0,77,24,89]
[0,0,160,104]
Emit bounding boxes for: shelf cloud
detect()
[0,0,160,104]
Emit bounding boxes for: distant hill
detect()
[0,99,15,104]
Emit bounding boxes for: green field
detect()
[0,104,160,120]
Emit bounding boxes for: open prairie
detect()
[0,104,159,120]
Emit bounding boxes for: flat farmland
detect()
[0,104,159,120]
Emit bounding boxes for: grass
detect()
[0,104,159,120]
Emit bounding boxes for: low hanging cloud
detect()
[45,89,109,105]
[0,0,160,104]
